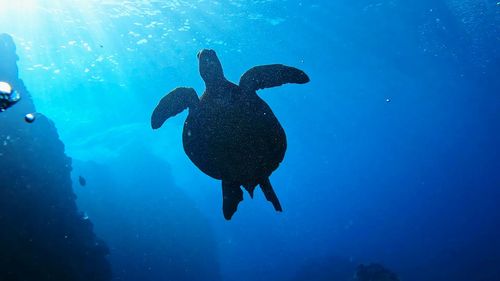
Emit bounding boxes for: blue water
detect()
[1,1,499,280]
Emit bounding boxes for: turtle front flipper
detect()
[222,181,244,220]
[151,87,199,129]
[239,64,310,92]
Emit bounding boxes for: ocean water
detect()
[0,1,499,281]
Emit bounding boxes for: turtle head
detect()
[197,49,224,84]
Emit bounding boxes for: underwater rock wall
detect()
[0,34,111,281]
[73,144,221,281]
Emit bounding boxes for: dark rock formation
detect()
[292,257,400,281]
[356,263,400,281]
[0,33,111,281]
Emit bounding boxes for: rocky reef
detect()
[73,145,222,281]
[0,33,111,281]
[356,263,400,281]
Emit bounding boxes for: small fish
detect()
[78,176,87,186]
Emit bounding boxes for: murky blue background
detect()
[1,1,499,280]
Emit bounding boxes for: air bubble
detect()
[25,113,36,123]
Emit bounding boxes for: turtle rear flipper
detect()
[222,181,244,220]
[239,64,310,92]
[260,178,283,212]
[151,87,199,129]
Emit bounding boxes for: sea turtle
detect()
[151,49,309,220]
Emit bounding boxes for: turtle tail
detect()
[242,179,282,212]
[222,178,282,220]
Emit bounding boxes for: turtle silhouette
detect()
[151,49,309,220]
